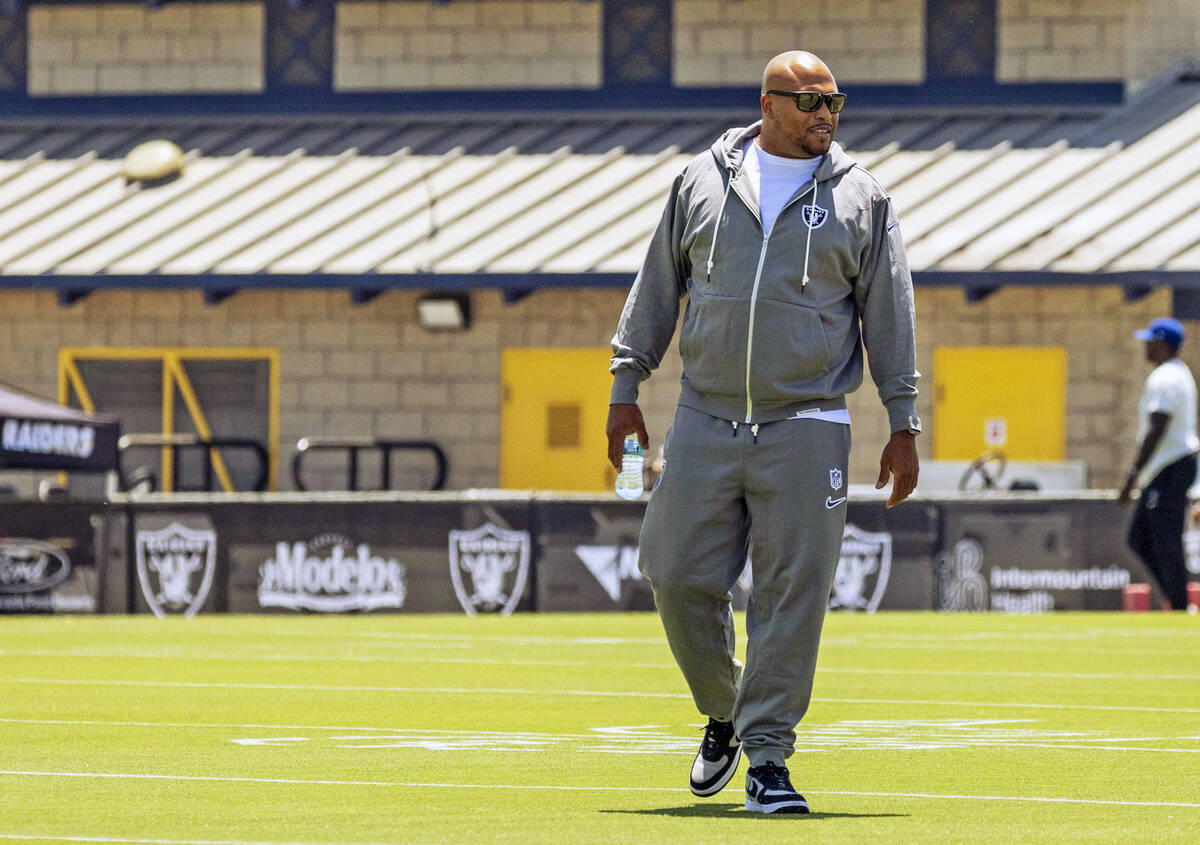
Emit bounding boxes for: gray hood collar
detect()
[712,122,856,180]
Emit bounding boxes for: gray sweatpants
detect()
[639,404,851,768]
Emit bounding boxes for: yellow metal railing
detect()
[58,347,279,492]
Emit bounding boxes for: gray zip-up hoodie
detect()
[610,123,921,434]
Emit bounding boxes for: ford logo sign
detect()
[0,539,71,593]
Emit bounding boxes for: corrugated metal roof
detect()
[1,64,1199,289]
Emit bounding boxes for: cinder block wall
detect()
[23,0,1197,96]
[27,3,264,95]
[0,286,1183,495]
[335,0,601,90]
[997,0,1128,82]
[674,0,925,86]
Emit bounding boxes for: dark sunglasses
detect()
[766,90,847,114]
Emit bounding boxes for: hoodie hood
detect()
[711,121,857,181]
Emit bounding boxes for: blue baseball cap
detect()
[1134,317,1185,346]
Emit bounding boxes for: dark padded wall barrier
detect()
[114,499,535,616]
[534,498,941,613]
[4,493,1195,615]
[935,498,1157,611]
[0,501,116,613]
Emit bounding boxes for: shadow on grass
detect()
[601,804,908,820]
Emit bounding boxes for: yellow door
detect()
[933,346,1066,461]
[500,347,614,491]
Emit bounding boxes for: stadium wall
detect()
[20,0,1199,96]
[0,285,1181,494]
[0,493,1178,616]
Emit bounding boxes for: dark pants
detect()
[1128,453,1197,610]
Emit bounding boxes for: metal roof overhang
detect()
[2,64,1198,307]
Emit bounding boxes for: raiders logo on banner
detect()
[829,524,892,613]
[135,522,216,618]
[448,522,530,616]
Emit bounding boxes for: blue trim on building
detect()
[0,80,1125,116]
[4,271,1200,307]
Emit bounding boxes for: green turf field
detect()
[1,612,1198,844]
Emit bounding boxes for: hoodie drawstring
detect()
[801,175,817,292]
[705,169,735,282]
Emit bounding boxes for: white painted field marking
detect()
[3,677,1199,713]
[0,678,689,700]
[806,790,1200,809]
[7,716,1195,755]
[6,648,1200,680]
[0,648,674,671]
[1,770,1198,809]
[0,836,405,845]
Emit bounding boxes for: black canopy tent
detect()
[0,382,120,473]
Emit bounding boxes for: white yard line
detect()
[2,677,1199,713]
[0,770,1197,809]
[0,677,689,700]
[17,626,1194,647]
[4,649,1200,681]
[0,649,673,671]
[0,836,405,845]
[4,717,1198,754]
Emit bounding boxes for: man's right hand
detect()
[607,403,648,470]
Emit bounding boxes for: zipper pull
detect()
[751,423,759,444]
[731,421,739,437]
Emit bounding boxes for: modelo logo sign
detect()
[0,539,71,593]
[258,533,407,612]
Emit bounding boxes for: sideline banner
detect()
[0,502,109,613]
[13,493,1187,616]
[120,500,535,615]
[535,499,940,612]
[935,500,1151,612]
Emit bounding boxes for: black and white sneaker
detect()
[689,718,742,796]
[744,762,810,814]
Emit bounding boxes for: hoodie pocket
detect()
[748,298,832,397]
[678,293,750,399]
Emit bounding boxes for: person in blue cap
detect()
[1118,317,1199,610]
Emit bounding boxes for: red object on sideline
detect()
[1123,583,1151,612]
[1187,581,1200,613]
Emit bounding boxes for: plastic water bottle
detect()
[614,434,645,500]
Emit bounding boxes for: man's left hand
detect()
[877,430,919,508]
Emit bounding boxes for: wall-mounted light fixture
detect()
[416,292,472,331]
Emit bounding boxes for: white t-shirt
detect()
[1136,357,1200,487]
[742,139,822,236]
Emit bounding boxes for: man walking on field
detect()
[606,51,920,814]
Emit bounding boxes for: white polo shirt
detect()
[1136,357,1200,487]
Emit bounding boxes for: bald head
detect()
[761,51,836,95]
[758,51,840,159]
